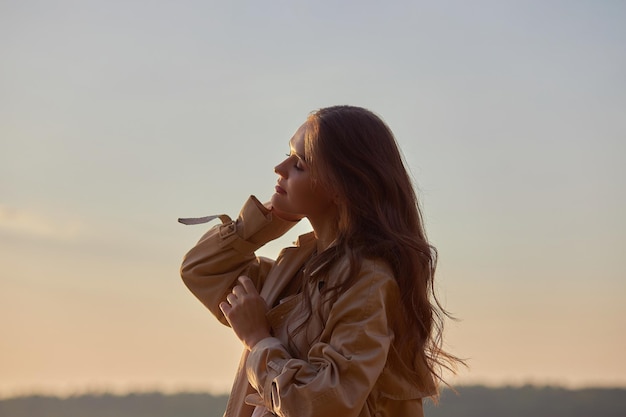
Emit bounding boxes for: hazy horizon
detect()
[1,0,625,398]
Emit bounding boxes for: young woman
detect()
[180,105,460,417]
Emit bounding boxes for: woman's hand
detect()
[219,276,271,351]
[265,202,304,222]
[263,201,303,222]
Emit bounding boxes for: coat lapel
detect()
[260,232,317,307]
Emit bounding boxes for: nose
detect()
[274,158,289,178]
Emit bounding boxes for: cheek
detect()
[291,179,321,207]
[291,180,315,203]
[309,185,335,210]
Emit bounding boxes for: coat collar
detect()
[259,232,317,306]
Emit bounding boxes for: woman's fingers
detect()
[229,276,255,304]
[220,276,271,350]
[231,284,245,298]
[219,301,231,316]
[238,275,257,294]
[223,276,258,312]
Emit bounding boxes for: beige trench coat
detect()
[181,196,436,417]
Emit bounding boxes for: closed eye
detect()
[285,153,305,171]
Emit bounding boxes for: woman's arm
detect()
[180,195,298,325]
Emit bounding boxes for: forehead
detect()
[289,123,307,153]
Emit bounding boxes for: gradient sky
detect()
[1,0,625,397]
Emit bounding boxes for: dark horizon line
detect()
[2,383,626,401]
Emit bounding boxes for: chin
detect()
[270,194,288,209]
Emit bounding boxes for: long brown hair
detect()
[295,105,461,390]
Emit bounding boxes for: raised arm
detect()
[180,195,298,324]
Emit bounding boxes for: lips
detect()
[275,184,286,195]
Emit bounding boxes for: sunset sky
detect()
[1,0,625,397]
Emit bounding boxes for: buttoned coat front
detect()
[180,196,436,417]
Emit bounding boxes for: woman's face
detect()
[271,123,335,221]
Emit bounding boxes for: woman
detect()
[180,105,460,417]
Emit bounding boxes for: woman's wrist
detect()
[245,332,272,351]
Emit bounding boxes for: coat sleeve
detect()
[245,265,399,417]
[180,195,298,325]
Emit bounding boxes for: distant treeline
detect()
[1,385,625,417]
[424,385,626,417]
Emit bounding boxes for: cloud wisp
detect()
[0,205,83,241]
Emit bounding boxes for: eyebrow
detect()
[288,145,305,161]
[290,150,305,161]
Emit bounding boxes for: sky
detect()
[1,0,625,398]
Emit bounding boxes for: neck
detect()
[308,211,339,253]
